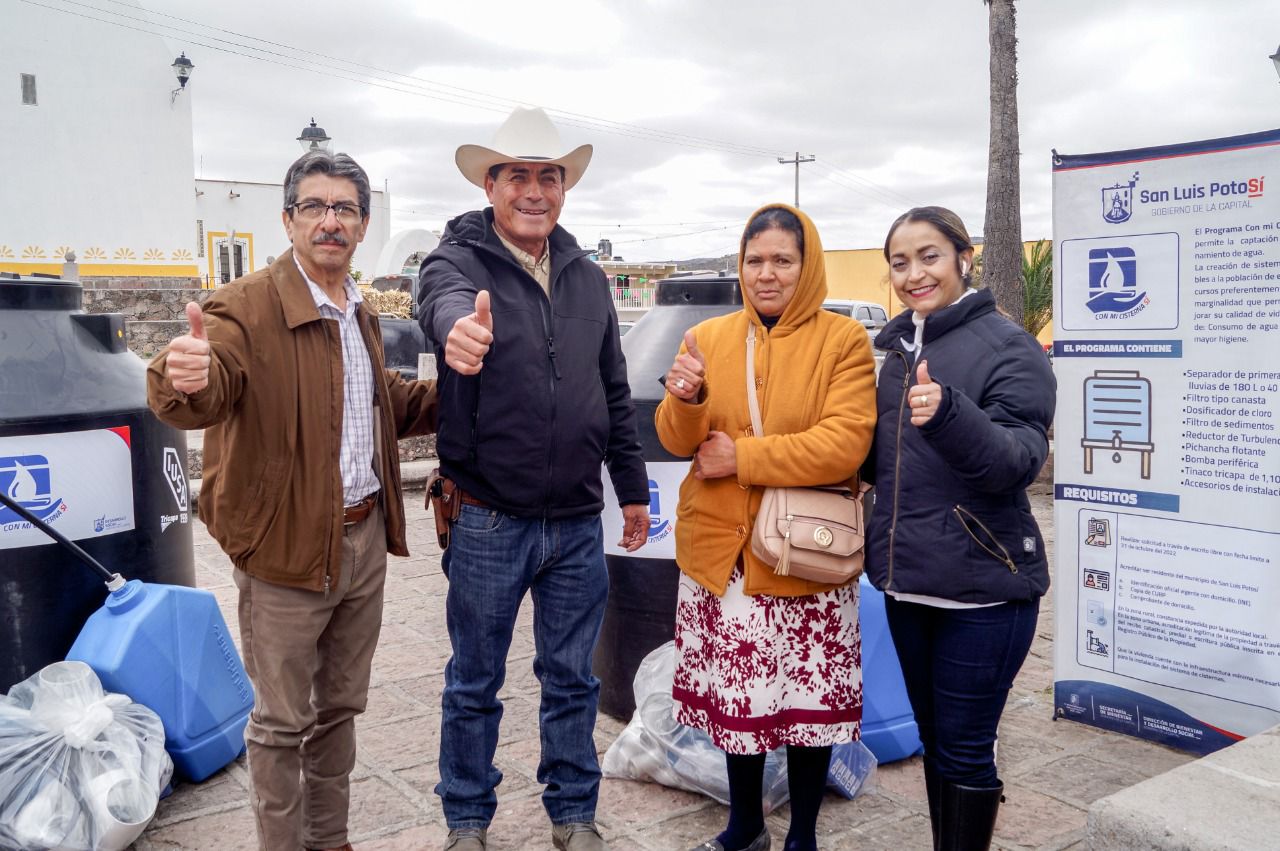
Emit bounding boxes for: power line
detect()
[21,0,789,160]
[17,0,923,227]
[605,224,738,246]
[809,166,917,214]
[810,160,923,210]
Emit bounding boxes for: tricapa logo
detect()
[163,447,189,523]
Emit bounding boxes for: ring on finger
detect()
[676,378,686,390]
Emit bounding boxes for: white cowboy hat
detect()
[455,107,593,191]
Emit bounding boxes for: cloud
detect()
[94,0,1280,259]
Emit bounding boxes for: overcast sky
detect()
[38,0,1280,261]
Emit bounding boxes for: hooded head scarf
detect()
[737,203,829,330]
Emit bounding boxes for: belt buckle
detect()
[343,494,372,527]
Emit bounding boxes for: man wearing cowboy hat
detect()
[417,107,649,851]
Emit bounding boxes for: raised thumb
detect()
[683,329,704,365]
[185,302,207,341]
[915,358,932,386]
[475,290,493,330]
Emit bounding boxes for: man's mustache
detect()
[313,233,348,246]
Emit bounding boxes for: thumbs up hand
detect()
[666,328,707,402]
[909,359,942,427]
[474,289,493,332]
[445,290,495,375]
[166,301,212,395]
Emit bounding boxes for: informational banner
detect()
[600,461,688,558]
[1052,129,1280,754]
[0,427,136,549]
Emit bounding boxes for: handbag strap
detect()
[745,327,765,437]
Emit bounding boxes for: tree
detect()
[983,0,1024,326]
[1021,239,1053,338]
[969,239,1052,337]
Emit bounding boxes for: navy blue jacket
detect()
[865,290,1055,603]
[417,208,649,518]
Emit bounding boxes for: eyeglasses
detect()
[287,201,364,223]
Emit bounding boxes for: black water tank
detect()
[593,273,742,719]
[0,274,196,691]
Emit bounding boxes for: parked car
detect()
[821,299,889,334]
[368,273,430,379]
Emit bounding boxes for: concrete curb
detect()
[1087,723,1280,849]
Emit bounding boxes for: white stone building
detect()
[1,0,391,285]
[194,178,389,285]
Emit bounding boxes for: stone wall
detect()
[79,287,208,359]
[80,277,202,289]
[81,287,210,320]
[83,287,438,466]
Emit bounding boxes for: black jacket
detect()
[865,290,1055,603]
[418,208,648,518]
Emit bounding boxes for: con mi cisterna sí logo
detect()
[0,455,66,527]
[647,479,672,543]
[1086,247,1149,318]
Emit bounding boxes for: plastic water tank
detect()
[0,274,196,692]
[593,274,744,720]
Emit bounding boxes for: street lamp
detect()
[297,119,332,154]
[1271,43,1280,84]
[170,52,194,103]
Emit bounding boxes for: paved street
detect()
[134,482,1194,850]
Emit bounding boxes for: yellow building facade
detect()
[823,242,1055,345]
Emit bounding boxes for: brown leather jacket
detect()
[147,250,437,591]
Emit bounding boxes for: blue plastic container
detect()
[66,579,254,781]
[858,576,924,763]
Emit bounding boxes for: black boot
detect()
[923,760,941,851]
[938,780,1002,851]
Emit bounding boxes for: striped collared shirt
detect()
[495,229,551,296]
[296,258,380,507]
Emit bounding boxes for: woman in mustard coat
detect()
[655,204,877,851]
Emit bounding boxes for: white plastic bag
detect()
[602,640,789,812]
[0,661,173,851]
[603,641,877,811]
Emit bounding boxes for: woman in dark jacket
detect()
[865,207,1055,851]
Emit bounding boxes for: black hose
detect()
[0,490,118,584]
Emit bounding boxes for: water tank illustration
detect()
[1080,369,1154,479]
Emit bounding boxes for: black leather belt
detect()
[343,492,378,526]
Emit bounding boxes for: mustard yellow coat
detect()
[655,205,877,597]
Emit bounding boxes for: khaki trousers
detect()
[234,503,387,851]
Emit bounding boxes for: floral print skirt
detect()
[672,563,862,754]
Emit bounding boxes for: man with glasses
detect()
[418,107,649,851]
[148,150,437,851]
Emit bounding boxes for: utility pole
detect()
[777,152,815,207]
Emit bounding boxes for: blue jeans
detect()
[884,596,1039,788]
[437,504,609,828]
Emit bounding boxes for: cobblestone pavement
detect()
[134,485,1194,850]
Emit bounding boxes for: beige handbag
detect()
[744,329,867,584]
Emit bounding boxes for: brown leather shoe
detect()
[552,822,606,851]
[444,827,488,850]
[307,845,353,851]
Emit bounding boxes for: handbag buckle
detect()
[813,526,834,548]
